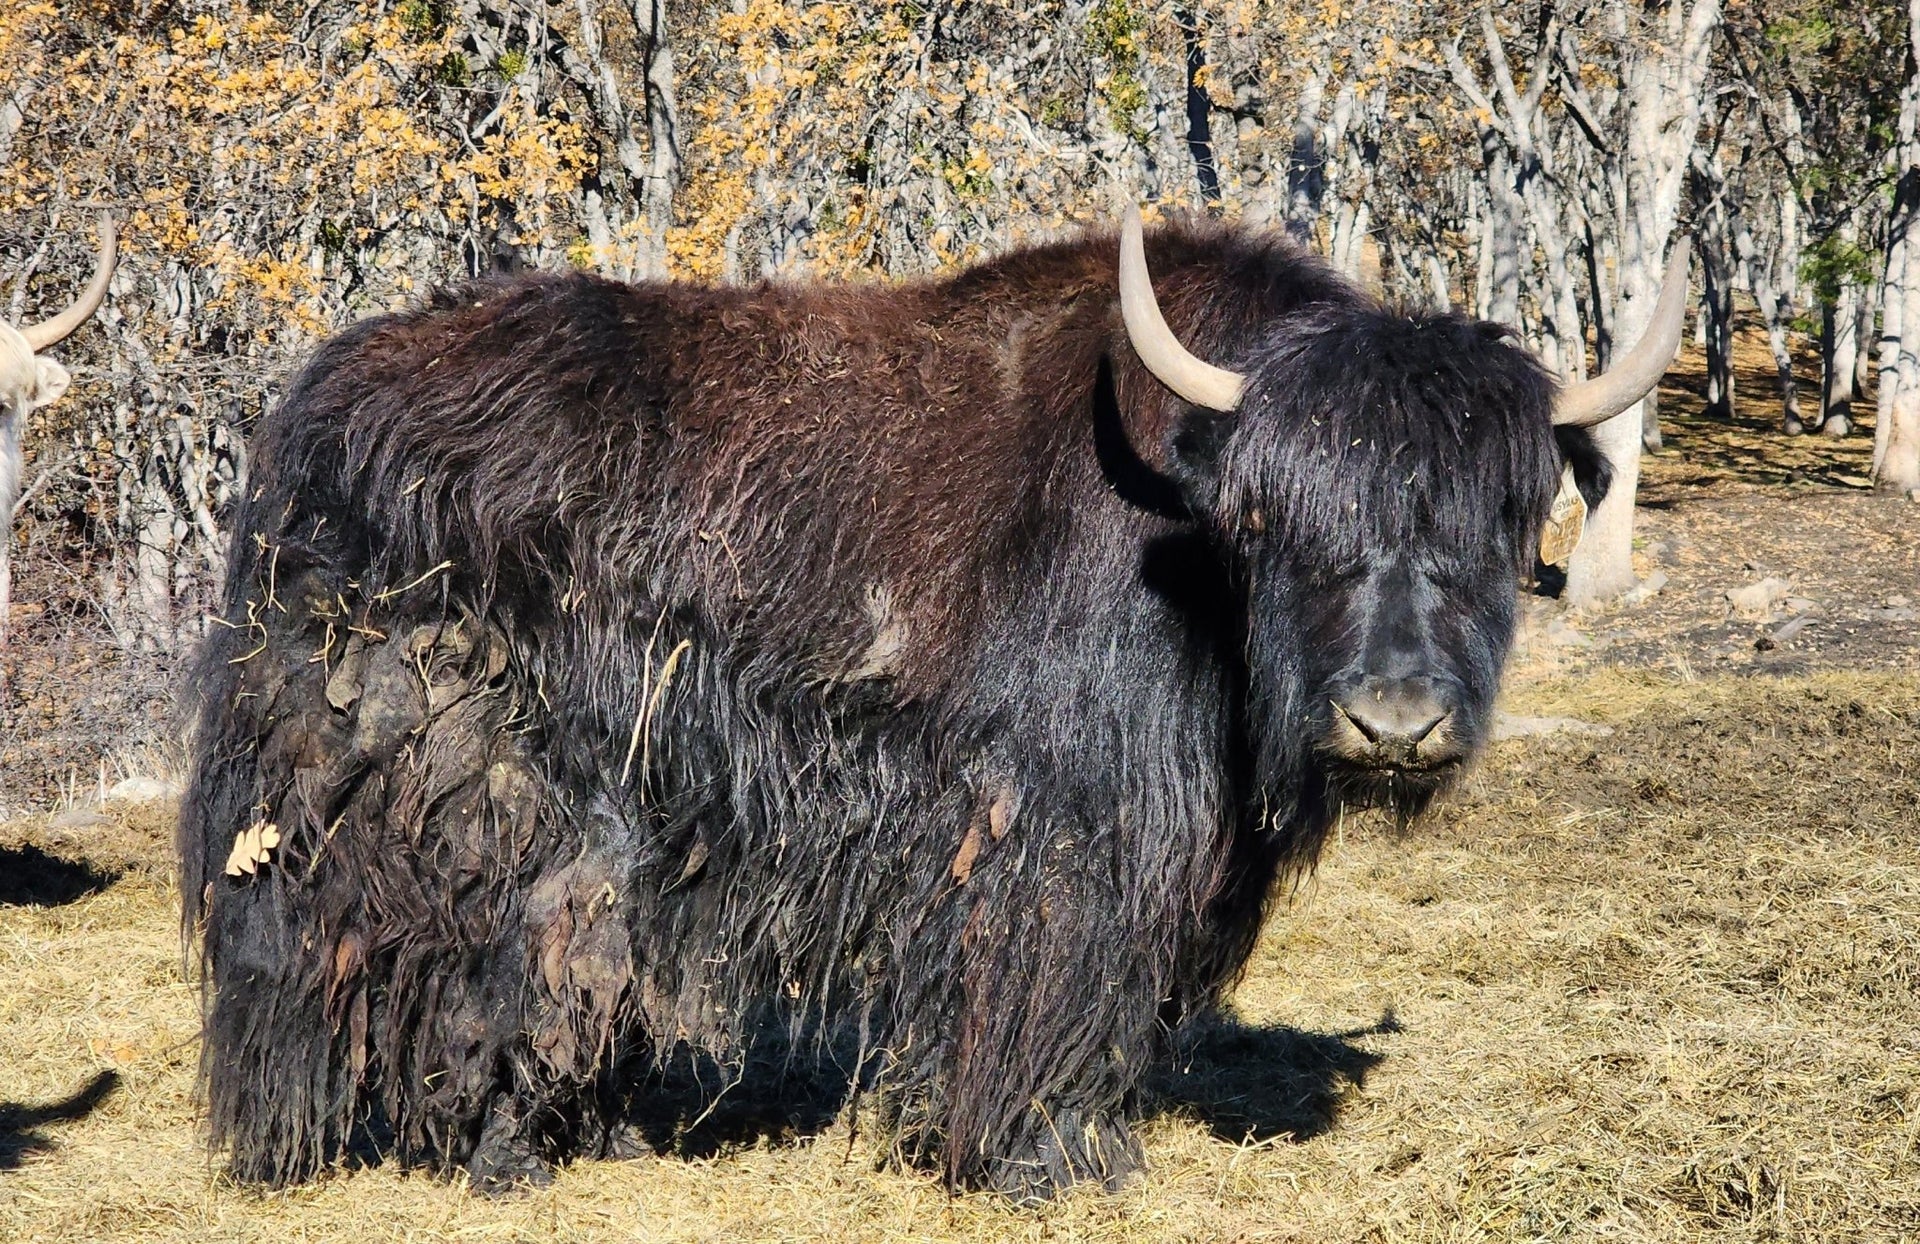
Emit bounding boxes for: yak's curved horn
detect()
[1553,240,1689,428]
[1119,204,1246,412]
[20,213,118,352]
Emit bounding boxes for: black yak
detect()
[179,207,1684,1199]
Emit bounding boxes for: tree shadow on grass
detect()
[0,1071,121,1171]
[1151,1011,1399,1144]
[0,843,120,907]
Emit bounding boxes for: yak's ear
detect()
[1554,424,1612,510]
[1166,408,1239,514]
[30,358,71,411]
[1092,354,1206,520]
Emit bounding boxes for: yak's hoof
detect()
[980,1109,1144,1204]
[592,1121,654,1162]
[466,1109,555,1196]
[468,1147,555,1196]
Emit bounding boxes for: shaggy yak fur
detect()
[179,218,1610,1199]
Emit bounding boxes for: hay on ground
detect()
[2,672,1916,1242]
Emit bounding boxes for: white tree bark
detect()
[1567,0,1721,608]
[1875,0,1920,493]
[628,0,679,278]
[1284,70,1328,242]
[1731,203,1804,431]
[1474,140,1523,325]
[1821,291,1857,436]
[1818,216,1861,436]
[1853,278,1876,398]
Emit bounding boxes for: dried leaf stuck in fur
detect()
[223,821,281,877]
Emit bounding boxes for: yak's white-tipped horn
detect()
[1552,240,1690,428]
[1118,204,1246,412]
[20,213,118,352]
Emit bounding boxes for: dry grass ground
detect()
[4,669,1917,1243]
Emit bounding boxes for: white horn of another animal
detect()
[1552,240,1690,428]
[20,213,118,352]
[1118,204,1246,412]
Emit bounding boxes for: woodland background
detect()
[4,0,1920,652]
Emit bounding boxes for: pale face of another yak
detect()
[0,323,74,511]
[0,215,117,647]
[1119,206,1683,817]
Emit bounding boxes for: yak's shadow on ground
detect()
[569,1010,1395,1163]
[0,1071,121,1171]
[612,1031,858,1160]
[0,843,120,907]
[1149,1011,1398,1145]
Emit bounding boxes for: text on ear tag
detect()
[1538,466,1587,567]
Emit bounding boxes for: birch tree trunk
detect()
[1819,217,1861,436]
[1736,213,1805,432]
[1853,282,1876,399]
[1478,141,1523,325]
[1567,0,1721,608]
[1703,255,1735,419]
[1875,0,1920,493]
[1695,156,1736,419]
[630,0,681,277]
[1820,293,1856,436]
[1284,70,1328,242]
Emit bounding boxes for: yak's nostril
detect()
[1335,689,1450,751]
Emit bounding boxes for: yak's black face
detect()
[1170,306,1610,817]
[1257,519,1518,809]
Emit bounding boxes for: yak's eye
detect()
[1302,556,1369,591]
[1420,549,1502,592]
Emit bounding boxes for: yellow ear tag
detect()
[1538,467,1587,567]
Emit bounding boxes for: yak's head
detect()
[1,215,116,470]
[0,216,115,435]
[1,214,116,647]
[1117,208,1684,818]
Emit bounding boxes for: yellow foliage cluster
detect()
[667,0,1201,279]
[11,1,592,343]
[669,0,908,277]
[8,0,1472,316]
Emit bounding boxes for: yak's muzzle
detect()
[1325,677,1462,773]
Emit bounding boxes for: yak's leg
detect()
[203,810,552,1187]
[466,1090,557,1193]
[192,603,597,1187]
[895,762,1235,1200]
[201,880,361,1186]
[892,807,1192,1200]
[945,900,1155,1200]
[513,807,648,1172]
